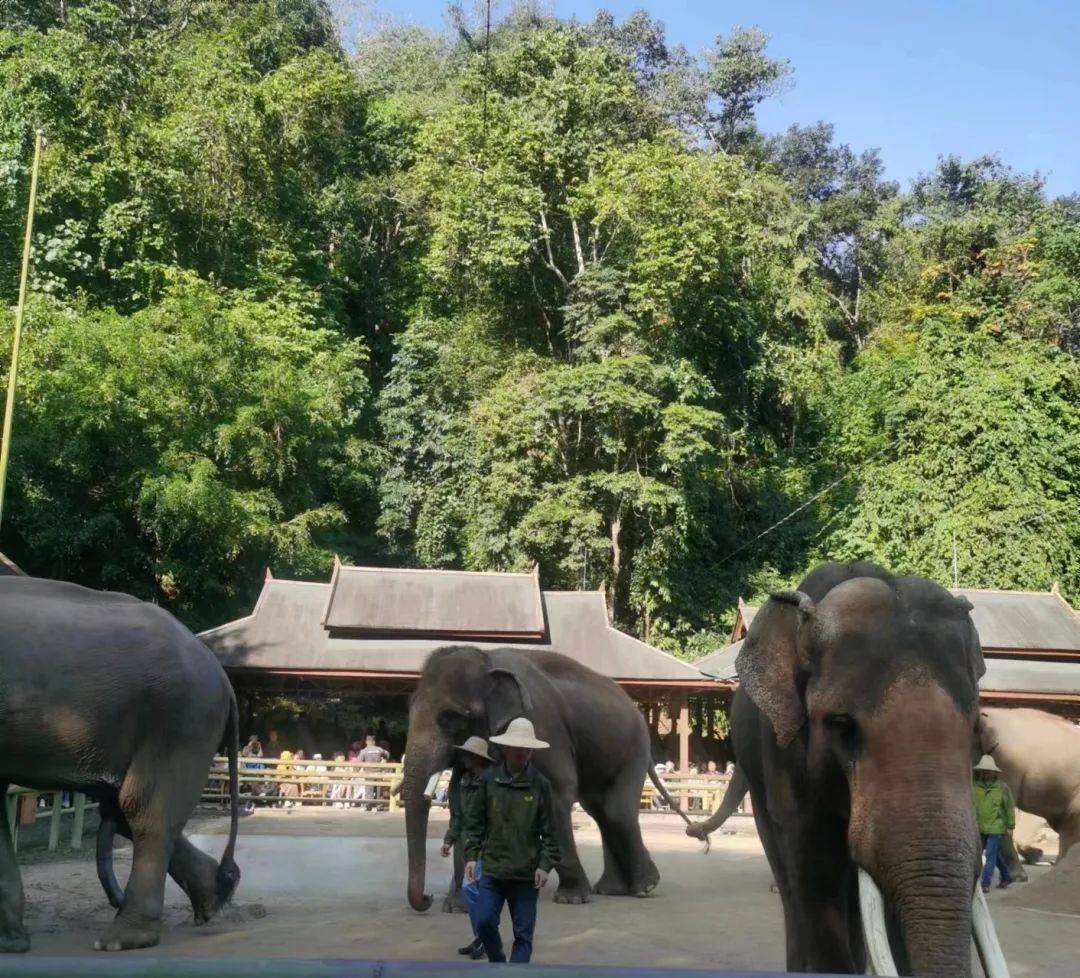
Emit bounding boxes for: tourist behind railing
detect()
[356,733,390,810]
[278,750,300,808]
[330,751,350,807]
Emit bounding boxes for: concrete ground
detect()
[15,809,1080,975]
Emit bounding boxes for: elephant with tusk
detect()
[719,560,1010,977]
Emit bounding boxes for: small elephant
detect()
[726,561,1007,978]
[402,645,685,910]
[0,577,240,952]
[979,706,1080,861]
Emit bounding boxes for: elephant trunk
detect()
[881,841,977,978]
[403,740,446,913]
[855,791,980,977]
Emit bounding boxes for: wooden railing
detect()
[641,772,743,815]
[4,787,99,852]
[202,757,413,812]
[201,758,741,817]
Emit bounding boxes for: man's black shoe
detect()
[459,939,484,957]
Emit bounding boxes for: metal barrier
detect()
[0,959,827,977]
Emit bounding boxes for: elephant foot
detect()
[593,873,630,896]
[0,929,30,954]
[1019,845,1043,865]
[553,879,592,905]
[442,890,469,914]
[93,915,161,952]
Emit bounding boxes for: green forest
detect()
[1,0,1078,656]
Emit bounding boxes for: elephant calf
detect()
[0,576,240,952]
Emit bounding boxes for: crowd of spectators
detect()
[238,728,396,811]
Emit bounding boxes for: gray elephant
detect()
[402,645,686,911]
[702,561,1007,977]
[0,577,240,952]
[979,706,1080,861]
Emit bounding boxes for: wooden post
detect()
[676,692,690,772]
[5,792,17,847]
[71,792,86,849]
[48,791,63,851]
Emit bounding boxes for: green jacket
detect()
[443,768,484,848]
[463,762,561,880]
[973,778,1016,835]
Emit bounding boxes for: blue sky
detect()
[340,0,1080,197]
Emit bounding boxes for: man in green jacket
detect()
[973,754,1015,892]
[441,736,493,960]
[464,717,561,964]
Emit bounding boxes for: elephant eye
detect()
[823,713,862,757]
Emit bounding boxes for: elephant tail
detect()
[685,766,749,851]
[215,692,242,906]
[647,765,694,826]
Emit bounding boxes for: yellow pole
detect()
[0,129,44,530]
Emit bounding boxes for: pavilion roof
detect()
[201,571,711,686]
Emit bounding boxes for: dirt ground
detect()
[14,809,1080,975]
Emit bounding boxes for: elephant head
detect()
[402,645,530,912]
[736,567,1000,978]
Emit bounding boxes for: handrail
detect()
[199,758,742,816]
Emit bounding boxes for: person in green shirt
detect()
[440,736,493,960]
[464,717,561,964]
[973,754,1015,893]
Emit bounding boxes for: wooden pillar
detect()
[676,691,690,772]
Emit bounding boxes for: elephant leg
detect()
[1057,810,1080,862]
[0,784,30,953]
[999,831,1028,883]
[443,843,468,914]
[106,805,220,922]
[95,753,204,951]
[168,835,223,923]
[748,795,800,970]
[593,775,658,897]
[786,822,861,974]
[580,795,628,896]
[550,790,591,905]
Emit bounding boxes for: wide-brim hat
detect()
[975,754,1001,773]
[454,736,493,762]
[490,717,549,750]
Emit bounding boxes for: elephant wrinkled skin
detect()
[727,561,989,977]
[0,577,240,953]
[402,645,678,911]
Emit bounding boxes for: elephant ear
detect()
[955,594,986,690]
[735,590,815,749]
[485,666,533,737]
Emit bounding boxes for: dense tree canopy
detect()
[1,1,1077,653]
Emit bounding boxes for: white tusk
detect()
[972,884,1011,978]
[858,867,899,977]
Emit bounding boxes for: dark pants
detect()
[981,833,1012,888]
[474,874,539,963]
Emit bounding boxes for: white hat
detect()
[490,717,549,750]
[974,754,1001,773]
[454,736,493,762]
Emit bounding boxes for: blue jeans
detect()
[473,874,539,963]
[981,833,1012,887]
[462,860,482,937]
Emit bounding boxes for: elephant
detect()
[402,644,687,911]
[699,561,1008,977]
[0,576,240,952]
[979,706,1080,861]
